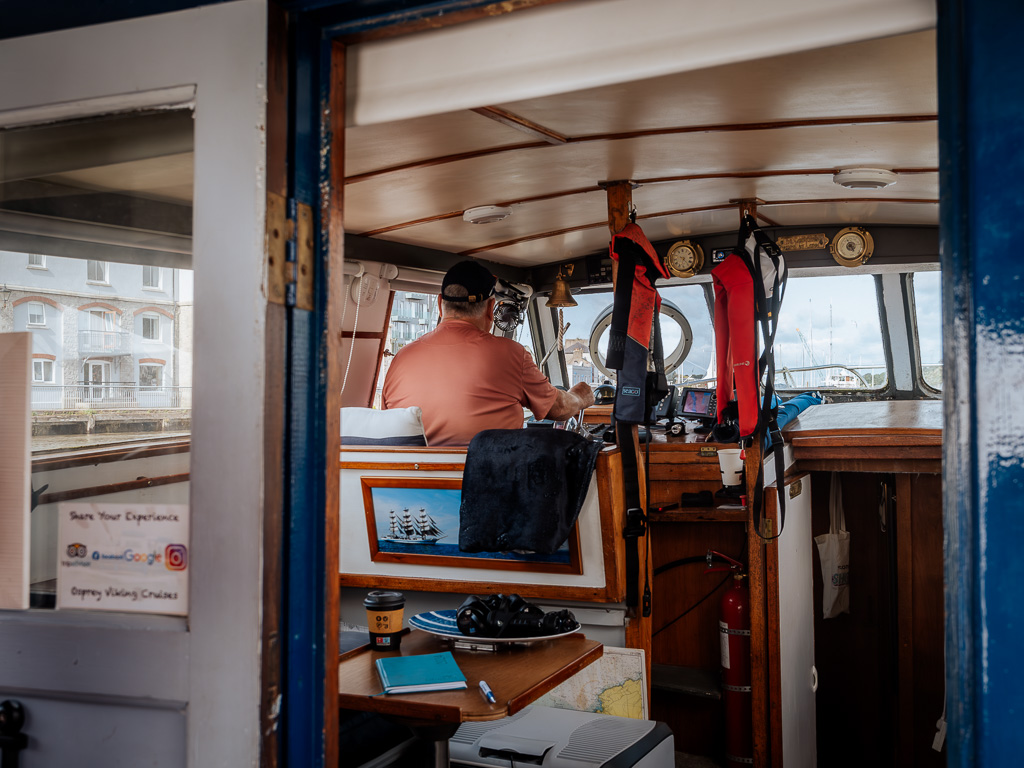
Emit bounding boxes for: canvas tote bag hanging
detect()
[815,472,850,618]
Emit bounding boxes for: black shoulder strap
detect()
[741,216,788,540]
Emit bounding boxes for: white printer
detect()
[449,706,674,768]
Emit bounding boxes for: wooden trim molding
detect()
[460,198,938,257]
[346,115,937,184]
[32,352,56,361]
[36,472,189,506]
[323,36,347,768]
[139,357,166,365]
[471,106,568,144]
[356,168,937,239]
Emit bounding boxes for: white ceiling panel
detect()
[345,110,533,177]
[499,31,936,137]
[342,26,939,271]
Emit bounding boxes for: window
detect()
[143,265,162,289]
[371,290,440,407]
[87,260,108,283]
[32,359,54,383]
[139,363,163,390]
[27,254,45,268]
[911,271,942,391]
[142,314,161,341]
[774,274,887,390]
[27,301,45,325]
[555,284,713,387]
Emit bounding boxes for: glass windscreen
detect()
[773,274,887,390]
[0,108,193,605]
[911,270,942,390]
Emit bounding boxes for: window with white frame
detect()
[27,254,46,268]
[87,260,108,283]
[32,359,54,383]
[142,265,162,289]
[27,301,45,325]
[141,313,161,341]
[139,363,163,390]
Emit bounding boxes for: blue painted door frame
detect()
[938,0,1024,765]
[283,4,503,766]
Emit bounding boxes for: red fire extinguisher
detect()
[706,550,752,767]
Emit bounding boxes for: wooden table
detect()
[338,629,603,767]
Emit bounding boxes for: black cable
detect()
[652,572,732,638]
[653,555,712,577]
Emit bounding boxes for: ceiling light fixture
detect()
[832,168,898,190]
[463,205,512,224]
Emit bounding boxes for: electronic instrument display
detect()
[677,387,716,421]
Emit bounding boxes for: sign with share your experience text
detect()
[57,503,189,616]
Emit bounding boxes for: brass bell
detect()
[545,265,577,308]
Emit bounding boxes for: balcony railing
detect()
[31,384,192,410]
[78,330,132,355]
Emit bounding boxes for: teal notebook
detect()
[375,651,468,694]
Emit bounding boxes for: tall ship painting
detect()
[382,508,446,545]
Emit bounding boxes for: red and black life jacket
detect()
[607,221,671,424]
[606,220,670,616]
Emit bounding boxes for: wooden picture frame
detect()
[339,450,625,602]
[360,475,582,575]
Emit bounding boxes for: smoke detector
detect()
[463,205,512,224]
[832,168,898,190]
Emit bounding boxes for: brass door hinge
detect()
[294,201,315,311]
[266,193,314,310]
[266,192,288,306]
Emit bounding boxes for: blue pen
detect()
[479,679,496,704]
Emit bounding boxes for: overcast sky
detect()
[529,271,943,386]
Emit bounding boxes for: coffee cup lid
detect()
[363,590,404,610]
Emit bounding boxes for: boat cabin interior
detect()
[0,1,1020,766]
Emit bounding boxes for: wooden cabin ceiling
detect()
[344,29,937,268]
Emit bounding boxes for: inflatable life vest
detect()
[606,220,669,616]
[712,215,786,439]
[712,214,788,536]
[607,221,671,424]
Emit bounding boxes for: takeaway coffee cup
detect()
[718,448,744,487]
[364,590,405,650]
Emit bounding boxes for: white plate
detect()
[409,609,580,643]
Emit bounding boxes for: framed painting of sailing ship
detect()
[359,476,582,574]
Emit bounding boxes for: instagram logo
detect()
[165,544,188,571]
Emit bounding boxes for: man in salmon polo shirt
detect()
[383,260,594,446]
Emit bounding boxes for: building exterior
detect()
[1,251,193,412]
[387,290,436,352]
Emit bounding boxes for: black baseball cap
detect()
[441,260,495,303]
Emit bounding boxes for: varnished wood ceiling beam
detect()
[345,114,938,184]
[352,168,938,237]
[471,106,568,144]
[458,197,939,256]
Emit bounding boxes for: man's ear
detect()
[437,294,444,319]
